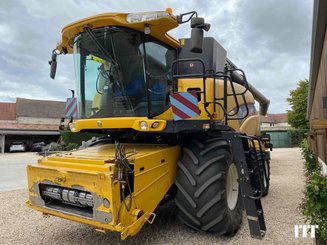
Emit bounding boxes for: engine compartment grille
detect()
[39,184,94,218]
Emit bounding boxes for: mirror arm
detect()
[176,11,198,24]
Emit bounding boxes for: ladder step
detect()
[222,131,266,239]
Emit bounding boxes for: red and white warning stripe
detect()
[169,91,200,121]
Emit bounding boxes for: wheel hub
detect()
[226,163,239,210]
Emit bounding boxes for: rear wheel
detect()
[175,138,243,235]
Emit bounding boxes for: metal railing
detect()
[171,58,250,123]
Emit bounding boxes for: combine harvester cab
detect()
[27,9,272,240]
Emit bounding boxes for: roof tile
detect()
[16,98,66,118]
[260,113,288,123]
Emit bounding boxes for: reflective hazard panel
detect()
[65,98,77,118]
[169,91,200,121]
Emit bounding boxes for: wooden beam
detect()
[311,119,327,130]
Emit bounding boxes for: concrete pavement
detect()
[0,153,39,191]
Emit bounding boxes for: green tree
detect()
[287,79,309,129]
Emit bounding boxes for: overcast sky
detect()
[0,0,313,113]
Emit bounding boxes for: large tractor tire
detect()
[174,138,243,235]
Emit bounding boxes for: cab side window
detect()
[143,41,176,116]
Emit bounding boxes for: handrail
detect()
[171,58,252,122]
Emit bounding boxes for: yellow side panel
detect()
[71,117,167,133]
[26,143,180,240]
[154,78,216,120]
[117,145,180,230]
[26,164,120,227]
[215,80,255,117]
[153,107,174,120]
[240,115,260,136]
[155,78,255,127]
[215,79,256,131]
[227,120,241,132]
[177,78,215,119]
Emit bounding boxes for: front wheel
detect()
[175,138,243,235]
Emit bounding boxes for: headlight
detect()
[139,121,148,131]
[69,123,76,132]
[126,11,170,23]
[151,121,160,128]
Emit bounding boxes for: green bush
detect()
[301,139,327,241]
[43,142,64,152]
[300,139,317,176]
[302,171,327,240]
[64,143,80,151]
[289,129,308,147]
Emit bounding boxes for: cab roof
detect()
[56,11,180,53]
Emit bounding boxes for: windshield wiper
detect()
[84,27,118,67]
[84,27,134,112]
[84,27,123,91]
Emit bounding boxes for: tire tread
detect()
[175,138,242,235]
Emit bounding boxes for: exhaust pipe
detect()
[229,69,270,116]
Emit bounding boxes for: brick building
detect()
[260,113,291,131]
[0,98,66,153]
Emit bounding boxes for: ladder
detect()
[222,131,266,239]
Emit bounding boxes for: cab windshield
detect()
[73,27,175,119]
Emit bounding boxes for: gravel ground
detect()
[0,148,313,244]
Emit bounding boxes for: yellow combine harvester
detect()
[26,9,272,240]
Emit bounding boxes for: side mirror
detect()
[190,17,211,53]
[49,50,58,79]
[190,28,204,53]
